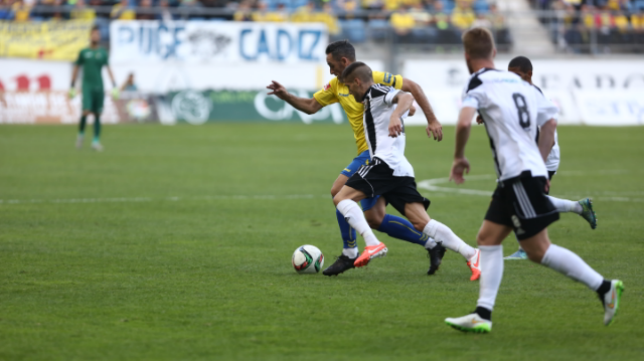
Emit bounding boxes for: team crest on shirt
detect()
[323,83,331,91]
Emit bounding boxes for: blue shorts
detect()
[341,150,380,211]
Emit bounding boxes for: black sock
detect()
[93,114,101,141]
[596,279,611,297]
[79,115,87,134]
[475,306,492,321]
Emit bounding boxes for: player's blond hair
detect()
[462,27,496,60]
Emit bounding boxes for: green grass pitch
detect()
[1,124,643,360]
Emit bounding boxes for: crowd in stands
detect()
[531,0,644,51]
[0,0,510,47]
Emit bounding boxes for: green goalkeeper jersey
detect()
[75,47,108,91]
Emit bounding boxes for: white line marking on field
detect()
[0,194,326,205]
[418,172,644,203]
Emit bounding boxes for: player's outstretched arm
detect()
[266,80,323,115]
[450,107,475,184]
[401,77,442,141]
[538,118,557,162]
[389,92,413,138]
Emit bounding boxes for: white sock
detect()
[342,247,358,258]
[423,219,476,259]
[424,237,438,250]
[477,245,504,311]
[540,244,603,291]
[547,195,582,214]
[337,200,380,247]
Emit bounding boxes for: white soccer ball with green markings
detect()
[292,245,324,274]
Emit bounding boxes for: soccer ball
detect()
[292,245,324,274]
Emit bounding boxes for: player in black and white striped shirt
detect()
[501,56,597,261]
[331,62,482,280]
[445,27,623,333]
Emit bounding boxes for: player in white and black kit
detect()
[444,28,623,333]
[500,56,597,260]
[332,62,482,280]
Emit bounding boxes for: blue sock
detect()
[377,214,428,246]
[336,209,357,249]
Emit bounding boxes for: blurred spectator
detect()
[49,0,67,20]
[321,3,341,35]
[121,73,139,92]
[472,12,492,28]
[408,2,431,26]
[137,0,155,20]
[291,2,340,35]
[451,0,476,30]
[390,5,415,37]
[409,2,435,43]
[488,3,510,49]
[157,0,178,21]
[431,0,451,31]
[179,0,203,9]
[233,0,253,21]
[338,0,359,12]
[11,0,31,21]
[111,0,136,20]
[1,0,16,20]
[252,1,287,22]
[362,0,384,10]
[384,0,400,11]
[563,0,582,10]
[70,0,96,20]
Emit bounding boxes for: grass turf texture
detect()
[1,124,643,360]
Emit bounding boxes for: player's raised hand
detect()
[426,120,443,141]
[449,157,470,185]
[389,115,403,138]
[267,81,288,99]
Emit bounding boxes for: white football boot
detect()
[445,313,492,333]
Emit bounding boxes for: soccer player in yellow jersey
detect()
[267,40,451,277]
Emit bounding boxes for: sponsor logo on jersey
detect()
[338,93,349,97]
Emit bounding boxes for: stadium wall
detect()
[1,58,643,125]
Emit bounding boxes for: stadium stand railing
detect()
[0,0,642,53]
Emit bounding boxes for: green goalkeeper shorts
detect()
[82,88,105,114]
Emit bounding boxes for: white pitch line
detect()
[417,173,644,203]
[0,194,325,205]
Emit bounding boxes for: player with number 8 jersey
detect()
[445,27,623,334]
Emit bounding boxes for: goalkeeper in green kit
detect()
[69,25,119,151]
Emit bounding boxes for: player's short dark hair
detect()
[325,40,356,62]
[91,25,100,33]
[508,56,533,73]
[462,27,495,60]
[341,61,371,83]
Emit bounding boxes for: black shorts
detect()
[345,158,430,217]
[485,171,559,240]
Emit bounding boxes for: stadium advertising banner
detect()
[109,21,328,64]
[0,20,93,61]
[403,59,644,126]
[155,89,346,125]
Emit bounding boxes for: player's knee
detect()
[525,248,545,263]
[330,185,341,198]
[365,214,383,229]
[412,220,427,232]
[332,194,346,207]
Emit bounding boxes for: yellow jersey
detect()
[314,71,403,154]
